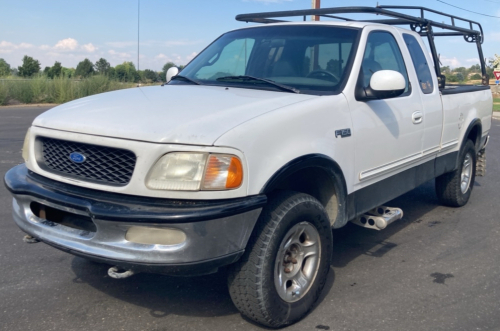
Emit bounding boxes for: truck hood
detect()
[33,85,315,145]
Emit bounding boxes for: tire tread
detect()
[228,191,330,327]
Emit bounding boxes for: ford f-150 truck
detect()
[4,6,493,327]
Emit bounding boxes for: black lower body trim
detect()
[347,152,459,220]
[4,164,267,223]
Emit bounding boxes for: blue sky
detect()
[1,0,499,71]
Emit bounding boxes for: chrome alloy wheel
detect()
[461,153,473,194]
[274,222,321,303]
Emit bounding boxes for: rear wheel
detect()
[228,191,332,328]
[435,140,476,207]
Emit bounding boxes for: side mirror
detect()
[356,70,406,100]
[166,67,179,83]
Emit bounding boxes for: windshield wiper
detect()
[170,75,202,85]
[216,75,299,94]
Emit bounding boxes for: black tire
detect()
[228,191,333,328]
[435,140,476,207]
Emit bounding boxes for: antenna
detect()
[137,0,140,72]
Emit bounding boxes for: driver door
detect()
[347,29,425,191]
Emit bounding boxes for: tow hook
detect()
[23,235,40,243]
[107,266,135,279]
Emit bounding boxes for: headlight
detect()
[22,128,31,162]
[146,152,243,191]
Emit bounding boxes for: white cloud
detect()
[0,37,200,70]
[54,38,78,51]
[466,58,479,63]
[0,41,35,53]
[106,41,136,48]
[108,49,132,60]
[186,52,197,61]
[155,53,169,60]
[106,40,201,48]
[18,43,34,49]
[489,32,500,42]
[82,43,97,53]
[163,40,199,47]
[440,55,461,68]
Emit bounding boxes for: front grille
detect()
[37,137,136,186]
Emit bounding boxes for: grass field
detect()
[0,76,136,106]
[494,98,500,112]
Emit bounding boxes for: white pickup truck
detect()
[4,6,492,327]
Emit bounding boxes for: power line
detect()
[437,0,500,18]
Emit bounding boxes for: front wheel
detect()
[228,191,333,328]
[435,139,477,207]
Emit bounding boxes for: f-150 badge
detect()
[335,128,351,138]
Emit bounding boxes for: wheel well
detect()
[466,122,482,151]
[269,167,338,225]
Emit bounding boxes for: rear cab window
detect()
[402,34,434,94]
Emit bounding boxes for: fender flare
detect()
[260,154,349,228]
[461,118,482,153]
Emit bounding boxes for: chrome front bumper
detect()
[5,165,266,275]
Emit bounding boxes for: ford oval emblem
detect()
[69,152,86,163]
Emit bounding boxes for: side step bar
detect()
[351,206,403,230]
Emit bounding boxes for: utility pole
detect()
[312,0,320,21]
[311,0,320,72]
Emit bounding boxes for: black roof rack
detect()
[235,6,488,86]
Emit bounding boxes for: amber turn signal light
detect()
[202,154,243,190]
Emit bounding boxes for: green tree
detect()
[469,64,480,72]
[18,55,41,77]
[454,67,467,76]
[0,58,11,76]
[485,57,496,80]
[48,61,62,78]
[62,67,75,78]
[108,67,116,79]
[95,58,111,75]
[440,66,451,75]
[115,61,140,82]
[143,69,159,82]
[75,58,95,78]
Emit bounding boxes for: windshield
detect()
[175,25,360,95]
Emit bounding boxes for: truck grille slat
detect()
[37,137,136,186]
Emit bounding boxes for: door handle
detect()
[412,111,423,124]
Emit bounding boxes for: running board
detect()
[351,206,403,230]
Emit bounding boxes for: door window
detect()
[360,31,410,95]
